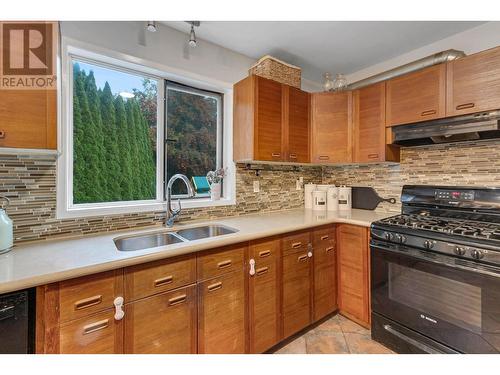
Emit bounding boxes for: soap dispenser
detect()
[0,196,13,254]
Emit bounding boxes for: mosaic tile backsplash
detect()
[1,139,500,244]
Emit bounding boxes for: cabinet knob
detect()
[0,131,5,139]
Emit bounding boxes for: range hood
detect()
[391,110,500,146]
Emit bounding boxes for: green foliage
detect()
[73,63,156,204]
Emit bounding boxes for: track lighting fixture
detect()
[145,21,157,32]
[186,21,200,48]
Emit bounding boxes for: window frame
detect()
[57,39,235,219]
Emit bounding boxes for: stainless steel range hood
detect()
[391,110,500,146]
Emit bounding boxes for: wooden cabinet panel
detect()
[353,82,399,163]
[59,270,123,323]
[248,238,281,353]
[197,244,246,281]
[124,285,197,354]
[386,64,446,126]
[124,255,196,301]
[282,230,311,256]
[282,250,312,338]
[337,225,370,327]
[255,76,284,161]
[312,226,337,321]
[287,86,310,163]
[446,46,500,116]
[59,309,123,354]
[198,271,246,353]
[0,89,57,149]
[311,91,352,163]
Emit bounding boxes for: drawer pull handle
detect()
[291,242,302,249]
[207,281,223,292]
[456,103,475,110]
[326,246,335,253]
[83,319,109,335]
[421,109,437,116]
[249,259,256,276]
[259,250,271,258]
[298,254,308,262]
[154,275,173,287]
[272,152,281,158]
[168,294,187,306]
[368,153,379,159]
[320,235,329,240]
[256,267,269,276]
[289,153,297,159]
[217,260,232,269]
[318,155,330,160]
[74,295,102,310]
[0,131,5,139]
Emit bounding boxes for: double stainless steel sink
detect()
[114,224,238,252]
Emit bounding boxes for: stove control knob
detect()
[394,234,406,244]
[384,232,394,241]
[454,246,466,256]
[423,240,434,249]
[470,249,485,260]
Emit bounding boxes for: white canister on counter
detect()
[316,184,330,192]
[312,190,327,211]
[0,197,13,254]
[327,186,339,211]
[338,186,352,211]
[304,183,317,209]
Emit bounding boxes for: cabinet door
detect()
[255,76,284,161]
[282,250,312,338]
[386,64,446,126]
[446,46,500,116]
[0,89,57,149]
[198,271,246,353]
[312,227,338,321]
[337,225,370,328]
[311,91,352,163]
[287,86,310,163]
[353,82,393,163]
[124,285,197,354]
[59,309,123,354]
[248,238,281,353]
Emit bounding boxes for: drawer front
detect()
[59,309,123,354]
[125,255,196,301]
[197,244,246,281]
[249,237,280,262]
[59,270,123,323]
[124,285,197,354]
[312,226,336,246]
[282,230,311,256]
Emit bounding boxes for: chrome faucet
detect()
[165,174,195,227]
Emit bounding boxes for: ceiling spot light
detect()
[146,21,157,32]
[186,21,200,48]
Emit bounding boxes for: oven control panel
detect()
[435,189,475,201]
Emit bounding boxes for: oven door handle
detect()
[382,324,457,354]
[371,243,500,279]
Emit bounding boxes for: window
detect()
[58,46,233,219]
[166,82,222,197]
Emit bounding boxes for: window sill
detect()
[56,197,236,220]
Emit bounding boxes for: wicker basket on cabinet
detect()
[249,55,301,88]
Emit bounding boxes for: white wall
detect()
[60,21,321,91]
[346,21,500,84]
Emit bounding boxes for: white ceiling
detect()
[161,21,486,82]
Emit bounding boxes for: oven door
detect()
[371,240,500,354]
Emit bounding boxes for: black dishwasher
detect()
[0,289,35,354]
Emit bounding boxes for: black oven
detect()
[371,239,500,354]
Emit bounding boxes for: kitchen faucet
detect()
[165,174,195,227]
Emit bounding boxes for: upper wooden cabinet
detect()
[447,46,500,116]
[0,89,57,149]
[353,82,399,163]
[310,91,352,164]
[386,64,446,127]
[233,75,309,163]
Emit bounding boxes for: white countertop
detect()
[0,208,394,294]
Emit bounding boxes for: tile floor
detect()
[273,314,394,354]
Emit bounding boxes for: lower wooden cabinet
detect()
[197,271,246,354]
[248,238,281,353]
[337,224,370,327]
[124,285,197,354]
[282,243,312,338]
